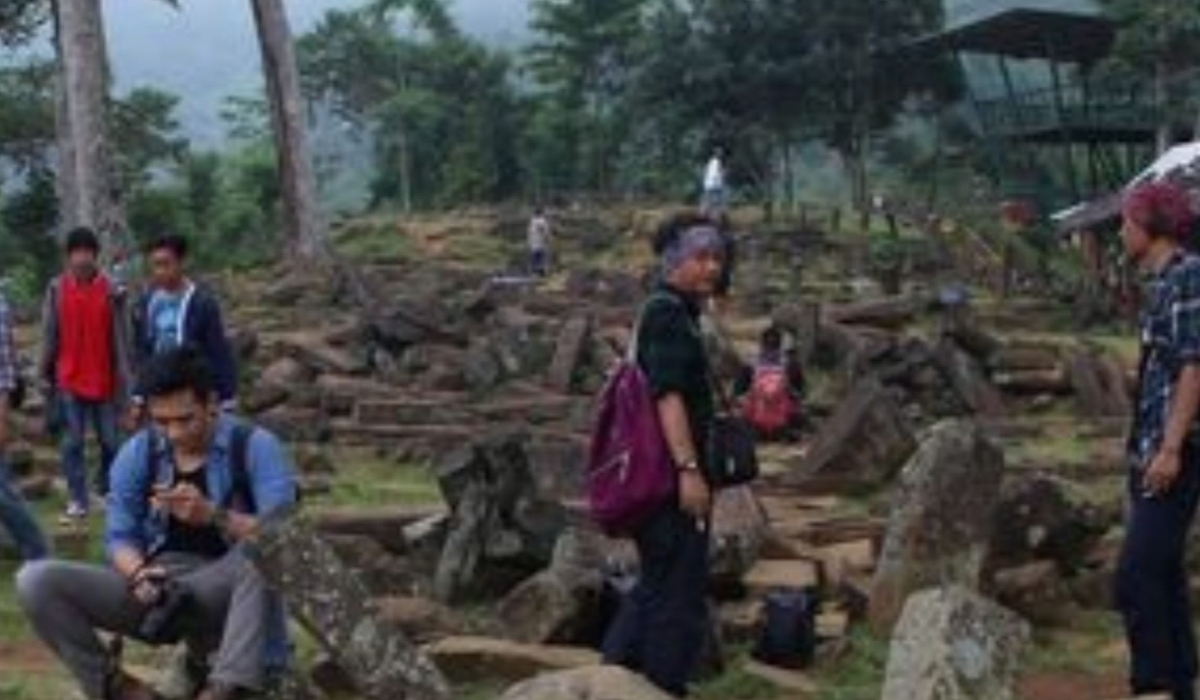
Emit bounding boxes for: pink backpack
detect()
[742,365,796,436]
[587,295,678,536]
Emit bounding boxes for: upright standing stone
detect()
[869,420,1004,633]
[499,665,676,700]
[881,586,1030,700]
[787,380,917,494]
[546,316,593,393]
[933,338,1006,417]
[433,433,567,602]
[245,509,450,700]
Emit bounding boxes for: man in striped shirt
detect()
[0,287,48,560]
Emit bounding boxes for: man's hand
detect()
[129,565,168,606]
[1143,448,1183,496]
[678,469,712,521]
[152,483,215,527]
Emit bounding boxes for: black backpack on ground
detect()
[752,587,818,670]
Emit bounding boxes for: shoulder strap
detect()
[141,430,165,504]
[628,292,682,362]
[228,423,256,513]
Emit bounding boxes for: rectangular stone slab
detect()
[245,508,450,700]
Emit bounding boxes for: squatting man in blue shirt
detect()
[16,346,297,700]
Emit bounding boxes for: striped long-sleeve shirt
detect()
[0,292,18,394]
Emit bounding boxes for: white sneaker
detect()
[57,502,87,526]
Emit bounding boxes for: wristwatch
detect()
[676,457,700,473]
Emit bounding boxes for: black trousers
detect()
[602,504,709,697]
[1117,457,1200,700]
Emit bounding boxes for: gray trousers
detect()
[16,546,269,699]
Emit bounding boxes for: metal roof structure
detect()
[908,1,1157,203]
[918,8,1115,65]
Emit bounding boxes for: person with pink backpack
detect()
[735,325,805,441]
[596,212,725,697]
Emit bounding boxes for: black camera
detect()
[138,578,195,644]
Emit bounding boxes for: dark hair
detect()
[65,227,100,255]
[137,345,215,401]
[148,234,189,260]
[652,211,718,256]
[761,326,783,351]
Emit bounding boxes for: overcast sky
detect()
[101,0,529,145]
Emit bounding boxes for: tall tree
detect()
[54,0,126,252]
[249,0,328,263]
[527,0,647,194]
[805,0,950,208]
[299,4,522,209]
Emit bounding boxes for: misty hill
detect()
[104,0,530,146]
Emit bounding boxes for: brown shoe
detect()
[105,669,164,700]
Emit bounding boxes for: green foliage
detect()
[812,628,889,700]
[0,0,48,48]
[518,0,953,205]
[1098,0,1200,130]
[0,169,59,306]
[0,61,55,172]
[1100,0,1200,78]
[299,3,522,209]
[220,95,272,144]
[525,0,646,194]
[110,87,190,195]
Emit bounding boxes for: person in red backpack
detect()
[735,325,804,441]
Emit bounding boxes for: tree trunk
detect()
[52,6,77,231]
[840,146,869,215]
[54,0,124,252]
[250,0,328,264]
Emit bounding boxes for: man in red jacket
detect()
[40,228,130,524]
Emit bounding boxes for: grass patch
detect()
[1091,334,1140,365]
[443,232,511,268]
[811,628,888,700]
[1024,610,1126,676]
[455,682,507,700]
[311,451,441,508]
[1004,429,1092,469]
[693,663,782,700]
[333,220,416,262]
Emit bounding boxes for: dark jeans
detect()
[59,393,119,505]
[1117,458,1200,700]
[602,504,709,697]
[0,458,48,560]
[530,249,548,277]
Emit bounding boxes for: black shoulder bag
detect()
[704,354,759,488]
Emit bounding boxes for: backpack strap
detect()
[628,292,682,362]
[227,423,256,514]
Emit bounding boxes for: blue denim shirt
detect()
[105,414,296,668]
